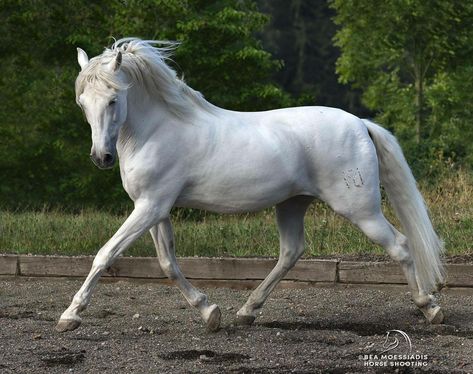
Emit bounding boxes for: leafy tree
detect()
[0,1,120,209]
[427,65,473,166]
[0,0,291,210]
[331,0,473,159]
[110,0,292,110]
[258,0,368,115]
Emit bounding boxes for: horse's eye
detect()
[109,98,117,106]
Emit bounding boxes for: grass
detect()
[0,170,472,258]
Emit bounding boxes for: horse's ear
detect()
[108,51,122,72]
[77,48,89,70]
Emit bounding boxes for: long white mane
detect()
[75,38,216,117]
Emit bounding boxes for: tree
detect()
[0,0,291,209]
[110,0,292,111]
[331,0,473,153]
[257,0,368,115]
[427,65,473,166]
[0,1,119,209]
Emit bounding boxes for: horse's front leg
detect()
[150,218,221,331]
[56,201,163,332]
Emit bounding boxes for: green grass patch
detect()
[1,171,472,258]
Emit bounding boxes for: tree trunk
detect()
[292,0,306,93]
[414,69,424,144]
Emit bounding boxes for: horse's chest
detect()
[121,173,139,201]
[119,164,146,202]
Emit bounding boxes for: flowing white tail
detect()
[363,119,445,293]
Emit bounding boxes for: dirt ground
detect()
[0,277,472,373]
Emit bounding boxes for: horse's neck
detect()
[117,87,215,159]
[118,90,167,157]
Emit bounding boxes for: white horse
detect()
[57,38,445,333]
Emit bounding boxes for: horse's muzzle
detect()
[90,152,115,170]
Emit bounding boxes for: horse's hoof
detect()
[235,314,256,326]
[55,319,81,332]
[428,306,444,324]
[205,304,221,332]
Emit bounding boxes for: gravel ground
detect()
[0,277,472,373]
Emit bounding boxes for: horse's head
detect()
[75,48,128,169]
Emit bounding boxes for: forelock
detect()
[75,54,127,103]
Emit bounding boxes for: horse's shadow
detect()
[253,307,473,339]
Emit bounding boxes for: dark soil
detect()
[0,277,472,373]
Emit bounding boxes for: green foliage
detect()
[0,0,290,210]
[258,0,363,112]
[427,66,473,165]
[0,0,121,209]
[331,0,473,172]
[110,0,292,110]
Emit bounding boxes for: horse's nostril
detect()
[103,153,114,165]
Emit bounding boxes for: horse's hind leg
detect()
[150,218,221,331]
[354,212,444,323]
[236,196,313,325]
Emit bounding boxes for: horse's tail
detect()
[362,119,444,293]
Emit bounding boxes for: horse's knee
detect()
[92,252,111,271]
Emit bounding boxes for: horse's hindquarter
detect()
[176,106,380,213]
[294,107,381,214]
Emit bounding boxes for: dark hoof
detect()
[235,314,256,326]
[205,304,221,332]
[429,307,445,324]
[55,319,81,332]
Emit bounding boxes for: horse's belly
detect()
[175,197,282,214]
[175,177,310,214]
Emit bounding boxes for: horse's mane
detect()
[75,38,216,117]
